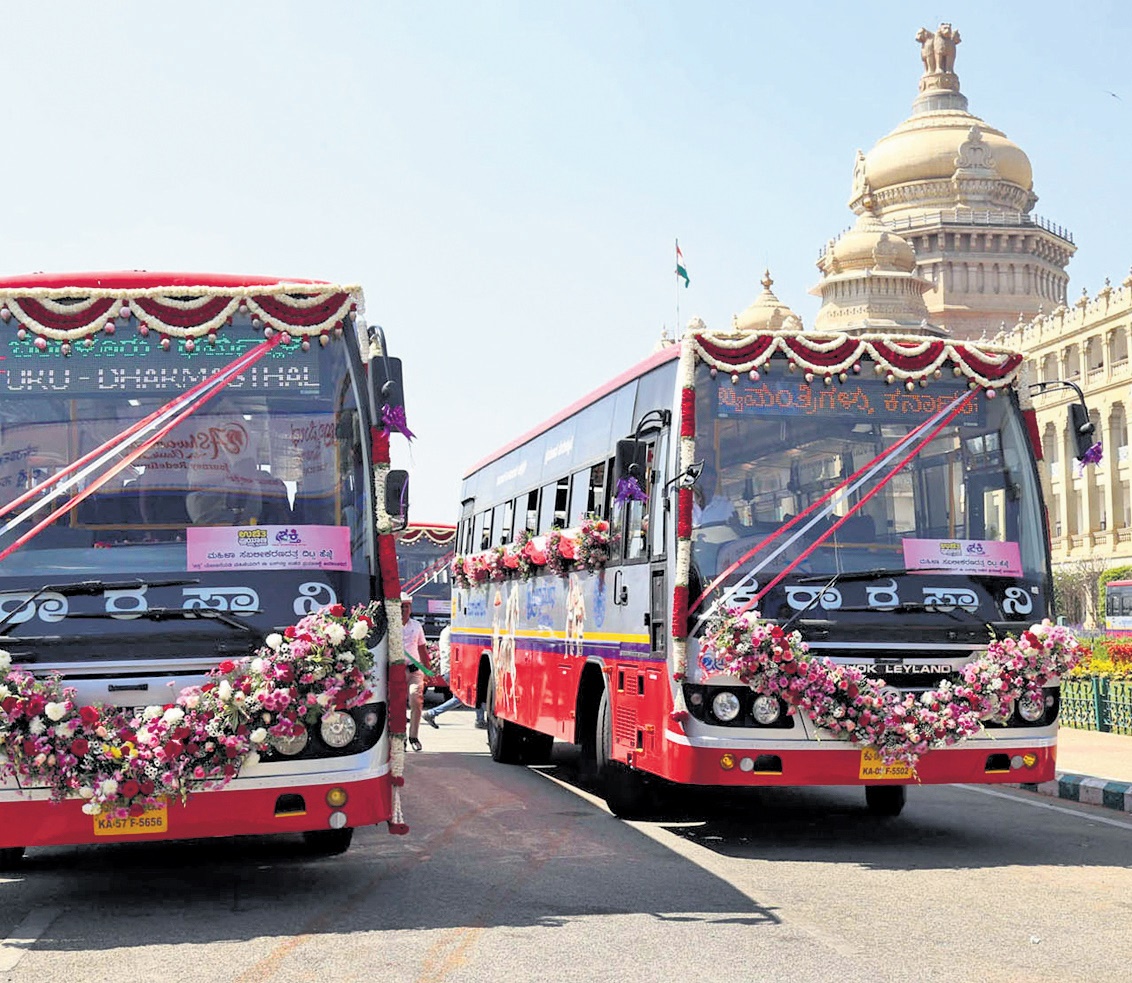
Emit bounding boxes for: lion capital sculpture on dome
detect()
[916,23,961,76]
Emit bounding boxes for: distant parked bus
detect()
[0,271,410,867]
[449,324,1087,819]
[1104,580,1132,634]
[396,523,456,642]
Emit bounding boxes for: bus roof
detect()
[0,271,331,291]
[1106,580,1132,588]
[463,344,680,478]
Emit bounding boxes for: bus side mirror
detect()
[385,469,409,531]
[1068,402,1097,461]
[368,355,405,426]
[614,438,648,483]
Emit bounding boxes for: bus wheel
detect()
[302,828,354,856]
[0,847,25,870]
[486,669,526,764]
[518,730,554,766]
[865,785,906,817]
[596,689,654,819]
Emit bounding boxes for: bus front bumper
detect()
[652,738,1056,787]
[0,775,391,849]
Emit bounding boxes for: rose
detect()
[120,779,140,799]
[45,701,68,722]
[328,604,346,617]
[217,660,236,674]
[249,727,268,744]
[265,633,284,651]
[79,705,100,726]
[71,738,90,757]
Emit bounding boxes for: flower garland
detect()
[453,518,611,588]
[0,280,363,345]
[702,610,1082,769]
[690,329,1024,393]
[0,604,380,818]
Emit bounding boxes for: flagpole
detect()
[674,238,681,336]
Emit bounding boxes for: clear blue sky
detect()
[3,2,1129,521]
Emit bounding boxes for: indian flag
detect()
[675,240,689,288]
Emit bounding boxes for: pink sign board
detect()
[187,525,352,572]
[901,538,1022,577]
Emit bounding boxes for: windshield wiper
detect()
[0,578,201,634]
[793,568,939,584]
[63,606,260,633]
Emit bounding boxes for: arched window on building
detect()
[1064,346,1081,380]
[1041,352,1058,384]
[1108,327,1128,369]
[1111,404,1128,531]
[1086,336,1104,380]
[1088,408,1104,532]
[1043,421,1059,481]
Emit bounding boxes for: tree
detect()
[1052,557,1108,627]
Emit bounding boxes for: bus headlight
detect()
[320,711,358,749]
[752,694,782,725]
[270,727,308,756]
[1017,693,1045,723]
[711,691,742,723]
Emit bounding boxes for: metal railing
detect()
[1060,678,1132,735]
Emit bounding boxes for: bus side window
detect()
[480,509,495,551]
[589,461,609,520]
[524,488,539,534]
[552,476,568,529]
[500,499,515,544]
[624,444,655,561]
[567,468,590,528]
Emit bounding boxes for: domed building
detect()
[848,23,1075,340]
[811,210,944,336]
[731,269,802,333]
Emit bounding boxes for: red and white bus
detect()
[0,272,412,867]
[449,325,1086,817]
[395,523,456,690]
[1104,580,1132,634]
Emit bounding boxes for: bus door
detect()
[607,434,663,761]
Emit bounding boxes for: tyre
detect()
[865,785,906,817]
[302,828,354,856]
[596,688,655,819]
[0,846,25,870]
[486,667,527,764]
[486,672,555,765]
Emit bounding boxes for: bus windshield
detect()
[0,330,371,651]
[691,359,1049,627]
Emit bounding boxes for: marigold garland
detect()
[0,604,381,819]
[702,610,1082,769]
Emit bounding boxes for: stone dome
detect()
[732,270,802,333]
[849,24,1037,220]
[823,212,917,275]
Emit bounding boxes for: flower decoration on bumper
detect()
[0,604,380,818]
[452,518,611,588]
[702,610,1082,770]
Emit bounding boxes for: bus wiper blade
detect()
[793,568,938,584]
[0,579,201,634]
[65,607,261,633]
[834,602,983,624]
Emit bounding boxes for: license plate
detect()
[859,747,913,781]
[92,802,168,837]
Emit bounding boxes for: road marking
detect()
[957,784,1132,831]
[0,907,62,972]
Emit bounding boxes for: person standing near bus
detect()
[401,594,428,751]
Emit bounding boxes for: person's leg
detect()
[426,695,462,721]
[475,702,487,728]
[408,671,424,747]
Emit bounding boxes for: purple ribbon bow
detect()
[1082,441,1103,466]
[382,403,416,441]
[614,475,647,505]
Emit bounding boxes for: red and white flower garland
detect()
[701,610,1081,769]
[452,519,612,589]
[0,604,379,818]
[0,282,363,346]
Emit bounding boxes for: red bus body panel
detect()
[0,775,390,849]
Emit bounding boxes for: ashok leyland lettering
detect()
[448,326,1089,818]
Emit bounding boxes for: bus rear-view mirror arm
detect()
[1028,379,1097,461]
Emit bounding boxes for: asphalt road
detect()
[2,709,1131,983]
